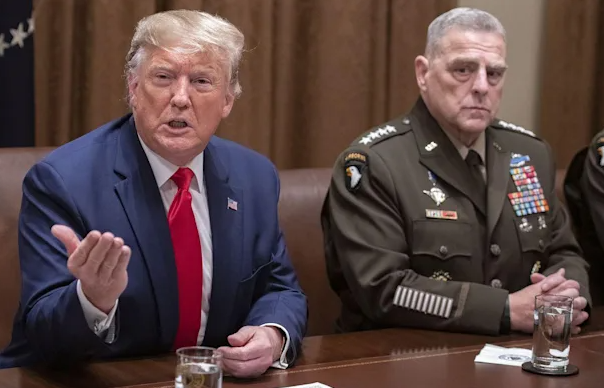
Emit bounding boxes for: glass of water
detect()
[175,346,223,388]
[531,294,573,372]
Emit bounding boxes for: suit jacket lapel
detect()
[113,117,179,349]
[411,99,487,215]
[486,128,512,241]
[201,139,244,347]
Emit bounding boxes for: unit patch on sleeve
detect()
[343,151,368,192]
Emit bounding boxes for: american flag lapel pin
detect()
[227,197,238,211]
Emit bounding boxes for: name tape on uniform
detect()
[425,209,458,220]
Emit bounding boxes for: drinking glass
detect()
[175,346,223,388]
[531,294,573,372]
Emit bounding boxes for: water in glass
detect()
[175,362,222,388]
[532,297,572,371]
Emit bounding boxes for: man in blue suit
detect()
[0,10,307,377]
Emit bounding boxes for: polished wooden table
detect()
[2,309,604,388]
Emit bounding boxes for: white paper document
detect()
[474,344,532,366]
[281,383,332,388]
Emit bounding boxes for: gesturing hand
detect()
[51,225,131,313]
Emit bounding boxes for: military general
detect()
[321,7,590,336]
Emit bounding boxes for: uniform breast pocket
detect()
[411,220,473,261]
[515,215,550,263]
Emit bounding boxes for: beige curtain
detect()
[34,0,456,169]
[539,0,604,169]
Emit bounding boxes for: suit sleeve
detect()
[540,143,591,304]
[17,161,116,364]
[243,166,308,365]
[323,148,508,335]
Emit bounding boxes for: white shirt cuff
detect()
[261,323,291,369]
[76,279,118,342]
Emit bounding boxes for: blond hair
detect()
[125,10,245,98]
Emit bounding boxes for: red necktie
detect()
[168,167,203,349]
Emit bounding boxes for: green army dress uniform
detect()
[322,98,591,335]
[565,130,604,306]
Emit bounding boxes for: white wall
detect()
[458,0,545,133]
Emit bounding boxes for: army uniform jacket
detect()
[565,130,604,305]
[322,98,591,335]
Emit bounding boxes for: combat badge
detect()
[518,217,533,233]
[538,215,547,230]
[423,171,447,206]
[344,151,368,192]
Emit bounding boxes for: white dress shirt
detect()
[77,135,290,368]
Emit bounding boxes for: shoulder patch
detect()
[353,117,411,147]
[343,150,368,192]
[493,119,536,138]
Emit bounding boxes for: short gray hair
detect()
[425,7,506,58]
[125,10,245,98]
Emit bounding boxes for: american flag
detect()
[227,197,238,211]
[0,0,35,147]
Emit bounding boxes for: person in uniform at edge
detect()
[321,7,590,336]
[0,10,307,377]
[564,131,604,306]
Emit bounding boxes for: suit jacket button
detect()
[439,245,448,256]
[538,239,545,250]
[491,279,502,288]
[490,244,501,257]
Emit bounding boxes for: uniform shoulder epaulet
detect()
[491,119,538,138]
[351,117,412,147]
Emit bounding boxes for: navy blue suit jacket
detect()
[0,114,307,368]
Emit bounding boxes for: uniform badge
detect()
[425,141,438,152]
[538,215,547,229]
[510,153,531,168]
[531,261,542,275]
[358,125,396,145]
[430,270,452,282]
[423,188,447,206]
[497,120,536,137]
[507,155,549,216]
[423,171,447,206]
[519,217,533,233]
[344,151,368,192]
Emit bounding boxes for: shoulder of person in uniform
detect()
[489,118,542,142]
[350,116,413,148]
[589,129,604,147]
[586,129,604,167]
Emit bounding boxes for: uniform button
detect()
[439,245,448,256]
[490,244,501,257]
[491,279,502,288]
[538,239,545,250]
